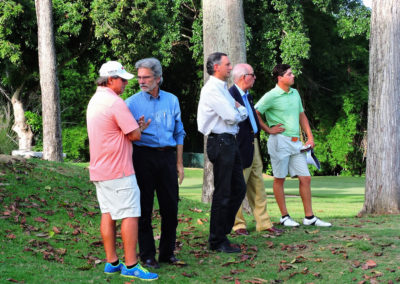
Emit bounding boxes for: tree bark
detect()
[35,0,63,161]
[9,83,34,151]
[201,0,248,212]
[359,0,400,215]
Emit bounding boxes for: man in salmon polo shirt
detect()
[86,61,157,281]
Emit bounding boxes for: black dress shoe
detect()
[159,255,187,266]
[142,258,160,269]
[212,242,241,253]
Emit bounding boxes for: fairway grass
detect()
[1,160,399,283]
[181,169,366,219]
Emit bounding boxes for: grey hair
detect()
[96,76,109,86]
[232,64,249,83]
[135,57,163,85]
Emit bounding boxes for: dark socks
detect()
[127,262,138,269]
[305,215,315,220]
[282,214,290,219]
[111,259,119,266]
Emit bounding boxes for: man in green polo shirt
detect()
[255,64,331,227]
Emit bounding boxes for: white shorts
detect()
[267,134,310,178]
[94,174,141,220]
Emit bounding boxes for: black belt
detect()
[134,145,176,151]
[209,133,235,138]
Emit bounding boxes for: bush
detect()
[0,105,17,155]
[62,126,89,162]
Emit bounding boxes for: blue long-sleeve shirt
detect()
[125,90,186,147]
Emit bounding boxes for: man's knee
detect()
[298,176,311,185]
[273,177,286,186]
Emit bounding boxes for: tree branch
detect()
[0,86,12,102]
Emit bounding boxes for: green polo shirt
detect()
[255,85,304,138]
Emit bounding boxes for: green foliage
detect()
[62,126,89,162]
[24,111,43,150]
[24,111,42,134]
[1,0,370,176]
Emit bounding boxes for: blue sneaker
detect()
[104,262,123,274]
[121,263,158,281]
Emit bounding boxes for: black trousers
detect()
[132,145,179,260]
[206,133,246,248]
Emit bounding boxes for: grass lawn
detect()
[1,157,399,283]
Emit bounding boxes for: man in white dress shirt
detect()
[197,52,248,253]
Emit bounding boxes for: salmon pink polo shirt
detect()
[87,86,139,181]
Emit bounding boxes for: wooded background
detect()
[0,0,370,176]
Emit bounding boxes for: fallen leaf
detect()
[230,269,245,275]
[265,241,274,248]
[305,229,320,234]
[313,272,321,278]
[182,272,194,278]
[6,279,23,283]
[352,260,361,268]
[190,208,203,213]
[34,216,48,223]
[53,226,61,234]
[365,259,377,269]
[6,233,16,239]
[197,219,203,225]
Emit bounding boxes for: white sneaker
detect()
[280,216,300,227]
[303,216,332,227]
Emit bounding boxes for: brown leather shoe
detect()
[235,228,249,235]
[265,227,284,235]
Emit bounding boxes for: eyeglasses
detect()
[244,73,255,78]
[112,76,127,82]
[137,76,154,80]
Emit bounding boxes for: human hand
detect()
[177,163,184,185]
[269,123,285,134]
[138,115,151,131]
[235,101,242,108]
[305,139,315,148]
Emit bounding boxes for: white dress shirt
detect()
[197,76,248,135]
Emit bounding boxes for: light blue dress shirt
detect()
[235,85,258,134]
[125,90,186,147]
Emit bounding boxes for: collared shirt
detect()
[235,84,258,134]
[87,86,138,181]
[125,89,185,147]
[255,85,304,137]
[197,76,248,135]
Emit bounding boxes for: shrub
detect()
[0,104,17,155]
[62,126,89,162]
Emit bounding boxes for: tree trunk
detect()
[35,0,63,161]
[201,0,249,212]
[10,84,33,151]
[359,0,400,215]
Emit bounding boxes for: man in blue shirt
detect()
[125,58,186,269]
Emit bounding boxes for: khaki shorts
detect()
[267,134,310,178]
[94,174,141,220]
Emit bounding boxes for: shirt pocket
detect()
[163,112,175,132]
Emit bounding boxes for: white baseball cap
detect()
[99,61,134,80]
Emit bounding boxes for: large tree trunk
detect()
[35,0,63,161]
[359,0,400,215]
[6,83,34,151]
[201,0,248,211]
